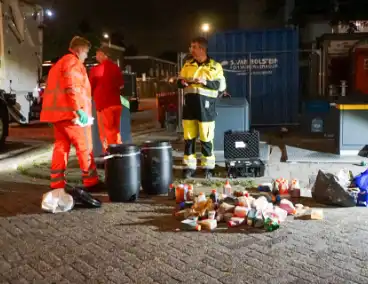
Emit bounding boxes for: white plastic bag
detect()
[41,188,74,213]
[336,169,352,188]
[263,206,288,223]
[253,196,269,212]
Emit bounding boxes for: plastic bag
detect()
[312,170,356,207]
[353,169,368,191]
[41,188,74,213]
[336,169,353,188]
[64,185,102,208]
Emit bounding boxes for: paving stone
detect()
[0,179,367,283]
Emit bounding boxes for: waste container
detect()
[92,99,132,157]
[300,99,337,138]
[141,141,173,195]
[105,144,141,202]
[214,97,250,151]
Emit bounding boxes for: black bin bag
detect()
[65,184,102,208]
[312,170,356,207]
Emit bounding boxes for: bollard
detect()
[340,80,347,96]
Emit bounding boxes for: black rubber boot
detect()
[183,169,196,179]
[204,169,214,179]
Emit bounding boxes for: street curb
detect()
[0,143,54,173]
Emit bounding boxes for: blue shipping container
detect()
[208,28,299,126]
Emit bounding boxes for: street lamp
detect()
[102,33,111,45]
[45,9,53,17]
[201,23,210,38]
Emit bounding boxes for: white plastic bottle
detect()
[223,180,232,196]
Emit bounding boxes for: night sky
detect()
[43,0,238,59]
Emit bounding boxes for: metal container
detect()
[207,28,299,126]
[214,97,250,151]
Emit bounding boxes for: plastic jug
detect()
[197,192,206,203]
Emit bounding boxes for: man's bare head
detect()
[190,37,208,62]
[95,46,110,63]
[69,36,91,63]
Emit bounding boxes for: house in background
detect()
[124,56,176,80]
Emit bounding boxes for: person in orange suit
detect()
[40,36,104,192]
[89,46,124,153]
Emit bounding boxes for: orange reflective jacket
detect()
[40,51,92,123]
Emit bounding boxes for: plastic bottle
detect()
[279,199,296,215]
[271,189,281,205]
[197,192,206,203]
[254,211,264,228]
[186,184,194,201]
[168,183,176,200]
[234,206,248,218]
[228,217,245,227]
[289,179,301,204]
[175,184,185,203]
[247,208,257,226]
[208,210,216,220]
[237,196,251,208]
[279,179,289,195]
[199,219,217,231]
[264,218,280,232]
[181,219,201,231]
[223,180,232,196]
[210,189,219,204]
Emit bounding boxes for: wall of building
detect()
[124,57,176,79]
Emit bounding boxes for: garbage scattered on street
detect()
[312,168,368,207]
[41,185,102,213]
[41,188,74,213]
[171,166,368,231]
[172,178,321,233]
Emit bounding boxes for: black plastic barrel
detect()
[141,141,173,195]
[105,144,140,202]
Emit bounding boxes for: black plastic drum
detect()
[105,144,140,202]
[141,141,173,195]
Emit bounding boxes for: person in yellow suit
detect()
[178,37,226,179]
